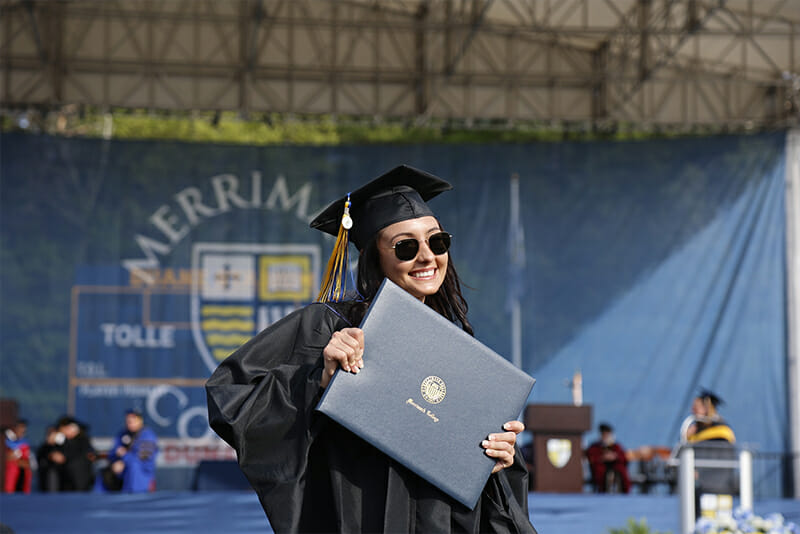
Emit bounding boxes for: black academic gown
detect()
[60,432,95,491]
[206,302,536,534]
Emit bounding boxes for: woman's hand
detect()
[483,420,524,474]
[320,327,364,389]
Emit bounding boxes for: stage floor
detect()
[1,491,798,533]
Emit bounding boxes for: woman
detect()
[684,389,735,444]
[206,165,535,533]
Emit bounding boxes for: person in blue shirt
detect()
[96,409,158,492]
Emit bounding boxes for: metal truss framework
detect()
[1,0,798,128]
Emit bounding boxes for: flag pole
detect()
[510,173,523,369]
[511,298,522,368]
[785,129,800,499]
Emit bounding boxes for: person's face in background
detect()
[14,422,26,439]
[376,216,448,302]
[125,413,144,433]
[60,422,80,440]
[601,430,615,445]
[691,397,707,417]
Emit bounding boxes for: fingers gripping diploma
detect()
[321,327,365,389]
[483,420,525,474]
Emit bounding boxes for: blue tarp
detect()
[0,132,789,494]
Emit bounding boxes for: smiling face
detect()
[376,216,448,302]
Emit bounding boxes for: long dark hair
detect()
[349,235,474,336]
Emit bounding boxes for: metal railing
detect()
[673,446,754,534]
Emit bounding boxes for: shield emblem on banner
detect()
[546,438,572,469]
[191,242,320,373]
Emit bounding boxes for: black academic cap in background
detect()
[309,165,452,250]
[56,415,78,428]
[598,422,613,433]
[697,388,724,407]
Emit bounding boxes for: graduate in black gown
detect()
[682,389,737,518]
[686,389,736,444]
[206,165,537,534]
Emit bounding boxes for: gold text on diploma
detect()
[406,398,440,423]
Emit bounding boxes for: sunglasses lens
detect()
[392,233,451,261]
[394,239,419,261]
[428,232,451,254]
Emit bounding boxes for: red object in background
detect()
[4,440,32,493]
[0,399,19,492]
[585,440,631,493]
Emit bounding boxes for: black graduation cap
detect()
[309,165,452,302]
[598,422,613,433]
[310,164,452,250]
[56,415,78,427]
[697,388,724,407]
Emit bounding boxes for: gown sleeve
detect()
[474,447,538,534]
[205,303,348,531]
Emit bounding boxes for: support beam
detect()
[443,0,494,76]
[638,0,650,83]
[786,128,800,500]
[592,41,608,123]
[414,0,429,115]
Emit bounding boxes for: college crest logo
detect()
[191,242,320,373]
[546,438,572,469]
[420,376,446,404]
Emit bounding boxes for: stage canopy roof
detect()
[1,0,798,129]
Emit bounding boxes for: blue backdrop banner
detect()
[0,132,788,494]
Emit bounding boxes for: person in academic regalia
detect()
[37,416,95,492]
[685,389,735,444]
[35,426,62,492]
[585,422,631,494]
[206,165,537,534]
[682,389,737,518]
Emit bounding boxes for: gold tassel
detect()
[317,195,353,302]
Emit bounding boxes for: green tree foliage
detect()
[1,107,728,145]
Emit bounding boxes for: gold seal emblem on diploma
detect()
[420,376,446,404]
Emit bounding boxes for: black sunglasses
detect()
[390,231,452,261]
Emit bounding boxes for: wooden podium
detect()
[525,403,592,493]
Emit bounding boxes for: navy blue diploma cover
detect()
[316,278,536,509]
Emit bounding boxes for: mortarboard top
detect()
[310,164,452,250]
[697,388,724,407]
[56,415,81,428]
